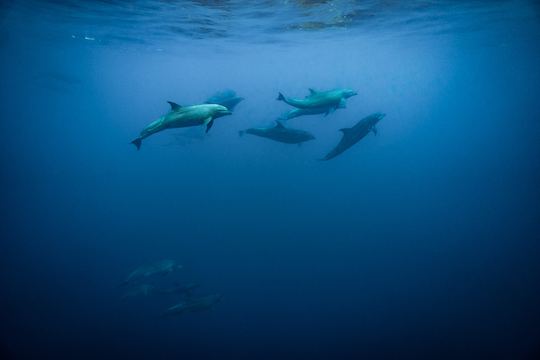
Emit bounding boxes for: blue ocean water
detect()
[1,1,540,359]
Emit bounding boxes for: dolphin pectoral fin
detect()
[372,126,378,136]
[338,99,347,108]
[131,137,142,150]
[205,119,215,133]
[275,120,285,129]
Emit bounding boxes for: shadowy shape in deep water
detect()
[161,294,223,317]
[32,71,82,92]
[121,282,200,300]
[120,259,183,287]
[321,112,385,161]
[121,283,155,300]
[131,101,232,150]
[277,88,357,114]
[163,127,207,147]
[239,120,315,144]
[156,282,200,297]
[40,71,81,85]
[205,89,244,111]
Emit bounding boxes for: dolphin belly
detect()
[285,97,339,109]
[166,117,204,128]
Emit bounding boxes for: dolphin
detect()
[161,294,223,317]
[279,101,347,120]
[239,121,315,144]
[131,101,232,150]
[205,89,244,111]
[277,88,357,112]
[121,259,182,287]
[321,112,385,161]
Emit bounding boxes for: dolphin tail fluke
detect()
[277,92,285,101]
[131,137,142,150]
[238,130,245,137]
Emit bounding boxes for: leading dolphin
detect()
[277,88,357,113]
[321,113,385,161]
[239,121,315,144]
[131,101,232,150]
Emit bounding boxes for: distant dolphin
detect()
[277,88,357,112]
[121,259,182,286]
[121,284,155,300]
[239,121,315,144]
[321,113,385,161]
[279,101,347,120]
[131,102,232,150]
[205,89,244,111]
[156,282,199,297]
[161,294,223,317]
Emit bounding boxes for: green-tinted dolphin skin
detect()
[121,259,182,286]
[239,121,315,144]
[131,102,232,150]
[277,88,357,112]
[321,112,385,161]
[205,89,244,111]
[279,100,347,120]
[161,294,223,317]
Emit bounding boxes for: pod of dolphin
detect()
[131,88,385,160]
[120,259,222,317]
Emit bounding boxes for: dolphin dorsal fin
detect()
[308,88,318,95]
[167,101,182,111]
[275,120,285,129]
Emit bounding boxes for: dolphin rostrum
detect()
[321,112,385,161]
[131,102,232,150]
[239,121,315,144]
[277,88,357,113]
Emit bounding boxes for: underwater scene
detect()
[1,1,540,359]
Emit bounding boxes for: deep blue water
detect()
[1,1,540,359]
